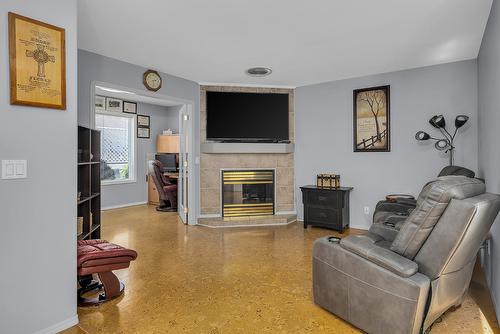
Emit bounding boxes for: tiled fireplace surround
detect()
[199,86,295,222]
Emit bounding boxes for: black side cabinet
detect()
[300,185,353,232]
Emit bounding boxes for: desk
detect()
[164,172,179,180]
[148,172,179,205]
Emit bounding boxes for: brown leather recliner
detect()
[148,160,178,212]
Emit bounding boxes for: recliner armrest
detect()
[340,235,418,277]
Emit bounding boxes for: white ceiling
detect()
[78,0,492,87]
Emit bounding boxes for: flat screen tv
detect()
[206,91,289,142]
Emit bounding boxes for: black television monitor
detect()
[206,91,289,142]
[155,154,177,172]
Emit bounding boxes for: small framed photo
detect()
[137,115,150,127]
[123,101,137,114]
[106,97,122,112]
[137,127,150,139]
[95,95,106,111]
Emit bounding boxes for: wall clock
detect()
[143,70,162,91]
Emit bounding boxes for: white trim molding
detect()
[102,201,148,211]
[34,315,78,334]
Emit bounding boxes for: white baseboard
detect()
[34,315,78,334]
[102,201,148,211]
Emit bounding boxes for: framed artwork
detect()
[353,85,390,152]
[106,97,122,112]
[137,115,150,127]
[95,95,105,111]
[9,12,66,109]
[137,127,150,139]
[123,101,137,114]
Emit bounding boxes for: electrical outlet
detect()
[364,206,370,215]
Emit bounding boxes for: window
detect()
[95,111,136,184]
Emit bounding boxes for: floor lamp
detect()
[415,115,469,166]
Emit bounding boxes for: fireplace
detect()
[222,170,275,217]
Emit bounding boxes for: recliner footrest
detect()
[77,240,137,306]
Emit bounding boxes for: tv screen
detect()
[206,92,289,141]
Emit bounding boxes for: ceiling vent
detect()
[245,67,272,77]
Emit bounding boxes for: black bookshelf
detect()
[78,126,101,240]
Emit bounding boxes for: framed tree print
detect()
[353,85,390,152]
[9,12,66,110]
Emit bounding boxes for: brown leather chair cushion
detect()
[77,239,137,275]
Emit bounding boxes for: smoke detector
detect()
[245,67,272,77]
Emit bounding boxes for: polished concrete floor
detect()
[65,205,499,333]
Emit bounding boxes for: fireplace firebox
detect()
[222,170,275,217]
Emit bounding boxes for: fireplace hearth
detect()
[222,170,275,217]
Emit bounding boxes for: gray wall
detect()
[101,101,180,208]
[78,49,200,219]
[295,60,478,230]
[0,1,78,333]
[478,0,500,320]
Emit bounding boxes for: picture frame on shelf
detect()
[137,114,150,127]
[95,95,105,111]
[123,101,137,114]
[137,127,150,139]
[106,97,122,112]
[353,85,390,152]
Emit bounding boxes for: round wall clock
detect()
[143,70,162,91]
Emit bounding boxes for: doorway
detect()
[90,81,196,225]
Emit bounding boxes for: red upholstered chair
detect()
[77,239,137,306]
[148,160,178,212]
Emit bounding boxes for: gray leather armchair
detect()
[313,176,500,334]
[371,165,477,241]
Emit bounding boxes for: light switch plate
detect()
[1,160,27,179]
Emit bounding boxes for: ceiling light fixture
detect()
[245,67,272,77]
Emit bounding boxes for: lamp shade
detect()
[435,139,450,151]
[415,131,430,141]
[157,134,180,153]
[455,115,469,128]
[429,115,446,128]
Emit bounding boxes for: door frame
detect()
[89,80,197,225]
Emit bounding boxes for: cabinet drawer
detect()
[307,207,340,224]
[306,191,341,208]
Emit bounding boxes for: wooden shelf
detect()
[78,126,101,241]
[78,161,100,166]
[77,193,100,205]
[78,224,101,240]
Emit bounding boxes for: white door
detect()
[178,105,191,224]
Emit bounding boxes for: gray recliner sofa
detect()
[312,175,500,334]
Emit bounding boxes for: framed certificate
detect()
[137,115,150,127]
[137,127,150,139]
[9,12,66,110]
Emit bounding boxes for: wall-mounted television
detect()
[206,91,289,142]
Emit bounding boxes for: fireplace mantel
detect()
[201,142,294,154]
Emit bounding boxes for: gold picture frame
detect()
[9,12,66,110]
